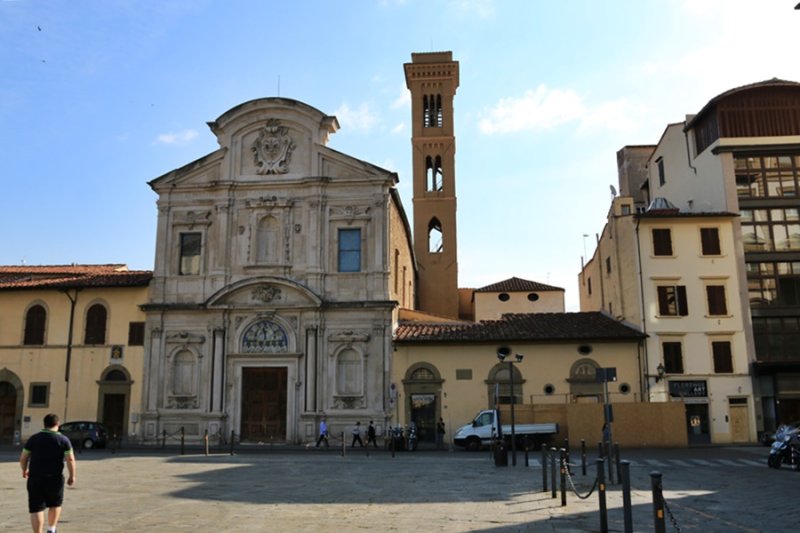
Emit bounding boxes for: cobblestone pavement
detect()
[0,444,796,532]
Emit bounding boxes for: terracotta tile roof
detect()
[0,265,152,290]
[394,312,644,343]
[475,277,563,293]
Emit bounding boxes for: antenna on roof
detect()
[610,184,617,198]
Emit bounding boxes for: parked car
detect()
[761,420,800,446]
[59,421,108,449]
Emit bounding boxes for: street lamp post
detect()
[498,351,524,466]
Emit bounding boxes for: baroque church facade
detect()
[140,94,418,444]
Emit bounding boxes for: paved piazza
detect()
[0,444,796,532]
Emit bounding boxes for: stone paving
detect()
[0,443,796,532]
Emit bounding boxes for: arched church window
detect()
[423,94,443,128]
[104,369,128,382]
[242,320,289,353]
[84,303,107,345]
[256,215,280,263]
[428,218,443,253]
[336,348,362,395]
[172,350,196,396]
[24,304,46,345]
[410,367,436,381]
[426,155,443,192]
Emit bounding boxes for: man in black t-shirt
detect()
[20,413,76,533]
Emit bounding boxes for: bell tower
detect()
[404,52,459,317]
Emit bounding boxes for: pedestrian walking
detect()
[351,421,365,447]
[315,417,329,448]
[19,413,77,533]
[366,420,378,448]
[436,417,446,449]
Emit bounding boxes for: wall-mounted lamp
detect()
[654,363,665,383]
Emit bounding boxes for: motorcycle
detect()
[767,424,800,470]
[390,425,405,451]
[406,423,418,451]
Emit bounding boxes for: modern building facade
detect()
[581,79,800,442]
[140,98,416,444]
[0,265,151,443]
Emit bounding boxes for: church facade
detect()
[140,98,415,444]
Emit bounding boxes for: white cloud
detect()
[390,84,410,110]
[449,0,495,18]
[334,102,378,133]
[154,129,198,145]
[391,122,406,134]
[478,85,585,134]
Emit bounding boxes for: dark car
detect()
[761,420,800,446]
[59,421,108,449]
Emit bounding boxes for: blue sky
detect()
[2,0,799,311]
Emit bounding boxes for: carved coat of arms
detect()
[251,119,295,175]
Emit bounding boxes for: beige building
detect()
[471,277,564,321]
[393,311,645,444]
[578,79,800,444]
[0,265,151,444]
[140,97,416,445]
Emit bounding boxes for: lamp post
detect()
[498,351,524,466]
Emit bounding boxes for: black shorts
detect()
[27,475,65,513]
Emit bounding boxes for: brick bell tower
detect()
[404,52,460,318]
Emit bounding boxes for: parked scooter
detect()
[390,425,405,451]
[767,424,800,470]
[406,422,418,451]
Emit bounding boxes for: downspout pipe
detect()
[61,288,81,420]
[634,219,650,401]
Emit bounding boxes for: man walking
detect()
[315,417,329,448]
[366,420,378,448]
[351,421,365,447]
[20,413,76,533]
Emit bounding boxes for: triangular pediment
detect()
[206,277,321,309]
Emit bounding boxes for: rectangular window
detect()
[605,257,611,274]
[712,341,734,373]
[662,342,684,374]
[657,157,665,186]
[652,229,673,256]
[587,277,592,295]
[29,383,49,407]
[456,369,473,380]
[128,322,145,346]
[657,285,688,316]
[179,232,202,275]
[338,228,362,272]
[700,227,721,255]
[706,285,728,315]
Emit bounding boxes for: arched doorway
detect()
[0,369,23,445]
[486,363,524,406]
[568,359,603,401]
[98,367,132,440]
[403,363,443,444]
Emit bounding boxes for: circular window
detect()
[543,384,555,395]
[527,293,539,302]
[497,346,512,357]
[498,293,510,302]
[619,383,631,394]
[577,345,593,355]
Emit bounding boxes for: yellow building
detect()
[0,265,151,444]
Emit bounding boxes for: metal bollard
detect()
[542,447,548,493]
[607,440,615,485]
[564,437,571,474]
[180,427,185,456]
[614,443,621,483]
[651,471,666,533]
[341,431,345,457]
[229,430,235,456]
[581,439,587,476]
[621,460,632,533]
[204,429,209,456]
[559,448,567,507]
[524,437,529,467]
[162,429,167,449]
[597,458,608,533]
[597,441,603,459]
[550,447,557,499]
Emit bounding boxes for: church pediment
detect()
[206,277,321,309]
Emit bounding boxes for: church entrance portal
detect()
[241,367,287,442]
